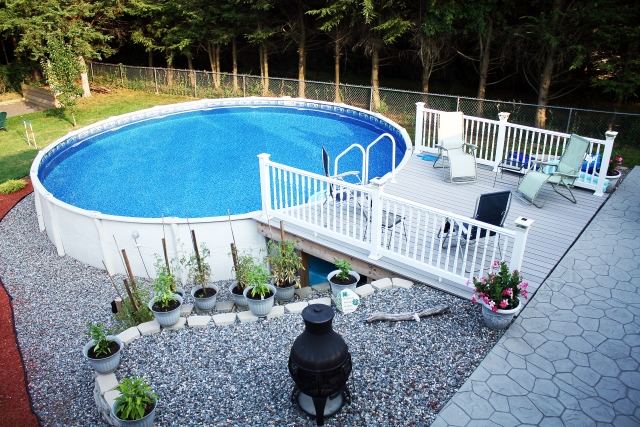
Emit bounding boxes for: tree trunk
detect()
[371,46,381,111]
[207,41,221,89]
[186,52,196,89]
[420,36,432,94]
[148,51,153,67]
[232,38,238,93]
[166,52,174,86]
[476,18,493,116]
[297,10,306,98]
[1,39,9,65]
[78,56,91,98]
[215,44,221,88]
[261,43,269,96]
[334,38,341,103]
[536,52,554,128]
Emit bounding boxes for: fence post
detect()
[90,62,94,81]
[154,68,159,94]
[509,217,534,272]
[193,72,197,98]
[566,108,573,133]
[594,131,618,197]
[243,75,246,97]
[368,178,384,260]
[257,153,272,218]
[415,102,426,153]
[456,96,461,112]
[368,87,373,111]
[493,112,510,171]
[119,64,125,87]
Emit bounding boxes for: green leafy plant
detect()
[246,263,271,298]
[334,259,352,281]
[114,377,157,421]
[181,245,211,292]
[234,254,257,291]
[152,265,178,309]
[0,179,27,195]
[88,323,111,357]
[115,289,153,330]
[267,240,303,288]
[471,260,529,311]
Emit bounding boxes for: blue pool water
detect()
[40,106,406,218]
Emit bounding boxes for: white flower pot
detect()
[243,284,276,317]
[480,299,521,330]
[82,335,123,374]
[327,270,360,297]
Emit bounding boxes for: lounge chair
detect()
[440,191,512,254]
[515,134,591,208]
[433,111,477,183]
[0,112,6,131]
[322,146,362,204]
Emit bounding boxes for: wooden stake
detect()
[230,243,239,272]
[121,249,139,295]
[123,279,140,311]
[102,260,124,300]
[279,220,286,255]
[162,237,171,274]
[191,230,204,278]
[300,250,309,288]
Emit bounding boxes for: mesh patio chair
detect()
[0,112,6,131]
[433,111,477,183]
[515,134,591,208]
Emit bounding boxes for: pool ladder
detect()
[333,133,396,185]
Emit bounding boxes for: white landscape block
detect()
[392,278,414,289]
[103,389,121,410]
[312,283,330,292]
[216,300,234,313]
[137,320,161,336]
[285,301,309,314]
[355,284,375,297]
[266,306,285,319]
[117,326,140,345]
[164,317,186,331]
[180,303,194,317]
[308,297,332,306]
[212,313,237,326]
[237,311,259,324]
[371,278,393,291]
[187,315,211,329]
[96,373,119,395]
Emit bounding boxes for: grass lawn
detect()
[0,89,191,182]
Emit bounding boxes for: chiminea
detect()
[288,304,352,426]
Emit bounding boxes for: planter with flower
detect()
[243,263,276,317]
[471,260,529,330]
[82,323,123,374]
[267,240,304,302]
[183,245,218,311]
[327,259,360,297]
[111,376,158,427]
[605,153,623,189]
[230,254,256,307]
[148,266,183,327]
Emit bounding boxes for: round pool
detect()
[31,98,412,280]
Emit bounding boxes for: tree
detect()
[41,35,82,125]
[243,0,280,96]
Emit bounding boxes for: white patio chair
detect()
[432,111,477,183]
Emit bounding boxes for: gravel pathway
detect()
[0,195,503,426]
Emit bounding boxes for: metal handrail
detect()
[334,143,366,182]
[365,133,396,184]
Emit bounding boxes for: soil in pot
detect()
[331,274,358,286]
[151,299,180,312]
[194,288,217,298]
[88,341,120,359]
[246,289,275,300]
[231,285,245,296]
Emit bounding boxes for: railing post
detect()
[257,153,272,218]
[493,112,510,171]
[368,178,384,260]
[415,102,426,153]
[509,217,534,273]
[595,131,617,196]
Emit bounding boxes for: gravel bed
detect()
[0,195,503,426]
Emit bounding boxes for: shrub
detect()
[471,260,529,311]
[114,377,157,421]
[266,240,303,287]
[334,259,352,281]
[0,179,27,195]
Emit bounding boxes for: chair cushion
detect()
[518,171,549,200]
[448,150,476,180]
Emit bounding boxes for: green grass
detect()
[616,145,640,170]
[0,89,191,182]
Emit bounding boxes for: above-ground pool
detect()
[32,98,412,280]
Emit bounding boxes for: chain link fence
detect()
[90,62,640,146]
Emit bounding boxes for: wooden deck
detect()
[383,154,609,290]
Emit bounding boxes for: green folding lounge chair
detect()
[516,134,591,208]
[0,112,6,131]
[433,111,477,183]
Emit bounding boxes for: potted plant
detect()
[471,260,529,330]
[111,376,158,427]
[605,153,623,189]
[148,266,183,327]
[327,259,360,297]
[82,323,123,374]
[183,246,218,311]
[229,254,255,307]
[242,263,276,317]
[267,240,303,302]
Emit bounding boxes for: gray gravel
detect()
[0,195,503,426]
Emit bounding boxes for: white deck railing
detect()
[414,104,618,196]
[258,154,533,289]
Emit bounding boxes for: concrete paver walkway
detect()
[0,99,43,117]
[433,167,640,427]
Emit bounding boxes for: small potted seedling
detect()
[267,239,303,302]
[242,262,276,317]
[111,376,158,427]
[229,254,255,307]
[82,323,123,374]
[148,266,183,327]
[327,259,360,297]
[183,245,218,311]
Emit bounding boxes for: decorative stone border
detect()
[93,278,414,425]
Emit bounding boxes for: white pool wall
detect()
[31,97,413,282]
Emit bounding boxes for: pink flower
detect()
[521,290,529,299]
[502,288,513,298]
[492,259,500,269]
[499,299,508,309]
[489,301,497,312]
[519,280,529,290]
[471,294,477,304]
[482,294,491,305]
